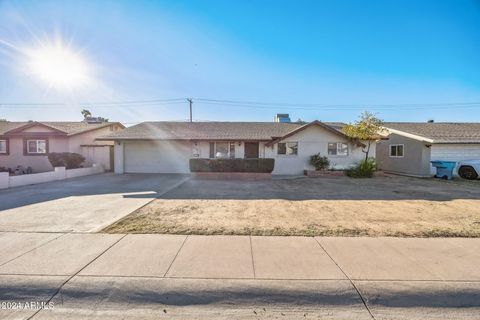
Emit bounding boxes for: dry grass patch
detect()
[103,198,480,237]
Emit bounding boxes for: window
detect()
[215,142,229,158]
[277,142,298,155]
[209,142,215,158]
[389,144,404,157]
[328,142,348,156]
[0,140,7,154]
[209,142,236,159]
[26,139,47,154]
[229,142,235,159]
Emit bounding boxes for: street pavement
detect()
[0,233,479,319]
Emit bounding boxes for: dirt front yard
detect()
[104,176,480,237]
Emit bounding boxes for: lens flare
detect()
[27,43,90,89]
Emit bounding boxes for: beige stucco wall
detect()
[69,124,118,170]
[68,125,117,153]
[376,133,432,177]
[265,126,373,175]
[115,125,374,175]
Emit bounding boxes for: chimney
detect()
[274,114,291,123]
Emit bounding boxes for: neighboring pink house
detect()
[0,120,124,173]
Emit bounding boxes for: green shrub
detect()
[48,152,85,169]
[190,158,275,173]
[310,153,330,171]
[346,158,377,178]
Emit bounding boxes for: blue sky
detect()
[0,0,479,124]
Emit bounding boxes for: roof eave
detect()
[95,137,273,141]
[265,120,365,147]
[67,122,125,137]
[382,127,434,143]
[4,121,68,135]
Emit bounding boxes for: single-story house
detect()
[98,120,375,175]
[0,120,124,173]
[377,122,480,177]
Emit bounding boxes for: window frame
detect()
[209,141,236,159]
[24,138,49,156]
[389,144,404,158]
[328,142,349,156]
[277,141,298,156]
[0,138,9,155]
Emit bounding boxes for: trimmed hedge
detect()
[190,158,275,173]
[48,152,85,169]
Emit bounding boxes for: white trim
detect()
[389,144,405,158]
[382,127,434,143]
[327,142,349,157]
[209,141,236,159]
[277,141,298,156]
[26,139,47,154]
[0,139,6,153]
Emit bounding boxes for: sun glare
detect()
[27,44,90,89]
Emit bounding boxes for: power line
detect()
[194,98,480,108]
[0,98,185,107]
[195,100,480,111]
[1,98,480,111]
[0,101,186,109]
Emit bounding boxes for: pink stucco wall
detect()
[0,124,120,173]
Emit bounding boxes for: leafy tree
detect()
[81,109,92,119]
[342,111,383,160]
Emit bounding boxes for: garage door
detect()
[124,141,192,173]
[430,144,480,175]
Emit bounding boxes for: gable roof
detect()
[97,121,347,141]
[0,121,123,136]
[383,122,480,144]
[265,120,364,147]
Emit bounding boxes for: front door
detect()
[109,146,114,172]
[244,142,259,158]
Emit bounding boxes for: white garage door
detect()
[430,144,480,175]
[431,144,480,161]
[124,140,192,173]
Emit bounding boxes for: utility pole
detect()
[187,98,193,122]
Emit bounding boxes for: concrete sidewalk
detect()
[0,233,479,319]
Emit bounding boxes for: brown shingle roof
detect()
[0,121,122,136]
[383,122,480,144]
[98,121,346,141]
[0,121,26,135]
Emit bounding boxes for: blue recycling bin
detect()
[430,161,457,180]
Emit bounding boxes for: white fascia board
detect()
[382,127,434,143]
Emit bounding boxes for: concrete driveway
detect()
[0,173,189,232]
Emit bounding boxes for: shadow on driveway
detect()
[0,173,189,211]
